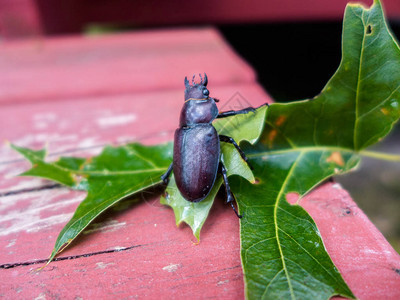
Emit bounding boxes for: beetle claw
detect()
[161,176,169,185]
[230,202,242,218]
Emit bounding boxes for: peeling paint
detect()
[0,189,84,236]
[83,219,126,235]
[33,113,58,130]
[363,248,383,255]
[77,137,99,149]
[95,262,115,269]
[0,178,45,193]
[96,114,137,128]
[116,136,137,143]
[331,183,343,190]
[162,263,180,272]
[13,133,79,146]
[111,246,127,251]
[6,239,16,248]
[217,280,229,286]
[34,293,46,300]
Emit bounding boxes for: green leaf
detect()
[237,0,400,299]
[160,105,268,239]
[12,143,173,263]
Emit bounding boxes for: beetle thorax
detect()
[179,99,218,126]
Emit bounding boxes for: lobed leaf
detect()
[236,0,400,298]
[13,143,173,263]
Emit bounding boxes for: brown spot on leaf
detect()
[80,157,93,170]
[267,129,277,148]
[326,129,334,135]
[275,115,287,126]
[326,152,345,166]
[381,107,390,115]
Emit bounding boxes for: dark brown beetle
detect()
[162,73,261,217]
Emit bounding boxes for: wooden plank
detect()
[1,182,399,299]
[4,0,400,38]
[0,27,399,299]
[1,197,245,298]
[0,0,43,39]
[0,28,255,104]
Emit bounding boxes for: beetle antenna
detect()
[184,76,190,88]
[192,74,196,85]
[199,73,203,85]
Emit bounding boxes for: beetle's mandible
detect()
[161,73,263,218]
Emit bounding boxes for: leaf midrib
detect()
[353,9,367,150]
[31,151,167,176]
[247,145,357,158]
[51,179,160,260]
[267,151,304,299]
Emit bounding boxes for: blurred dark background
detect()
[1,0,399,251]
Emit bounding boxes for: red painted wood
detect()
[0,0,43,39]
[288,184,400,299]
[52,0,398,26]
[1,196,246,298]
[1,182,399,299]
[0,28,399,299]
[2,0,399,38]
[0,28,255,104]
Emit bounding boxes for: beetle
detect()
[161,73,263,218]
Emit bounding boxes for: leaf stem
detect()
[248,146,400,162]
[359,150,400,162]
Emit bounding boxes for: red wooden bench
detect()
[0,28,399,299]
[1,0,400,39]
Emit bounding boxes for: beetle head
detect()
[184,73,209,100]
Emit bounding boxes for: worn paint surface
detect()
[0,28,399,299]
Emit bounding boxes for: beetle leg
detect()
[217,107,255,118]
[161,163,173,184]
[217,103,269,119]
[219,135,248,162]
[219,135,253,170]
[219,162,242,218]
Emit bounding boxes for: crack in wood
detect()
[0,244,145,270]
[0,183,62,198]
[204,264,242,275]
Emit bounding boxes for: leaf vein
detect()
[278,228,343,287]
[261,269,285,299]
[353,10,367,150]
[273,151,304,299]
[358,84,400,120]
